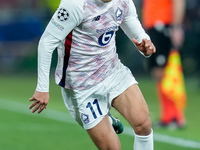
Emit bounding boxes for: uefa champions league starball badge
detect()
[57,8,69,22]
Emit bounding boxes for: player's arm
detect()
[29,31,60,114]
[29,0,83,114]
[120,0,155,56]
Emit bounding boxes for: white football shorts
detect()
[61,62,138,130]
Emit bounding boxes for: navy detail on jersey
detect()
[92,15,101,21]
[115,7,123,21]
[81,113,90,124]
[59,31,73,87]
[98,31,114,46]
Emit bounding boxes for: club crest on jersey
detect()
[81,113,90,124]
[115,7,123,21]
[57,8,69,22]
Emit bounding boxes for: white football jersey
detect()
[37,0,150,91]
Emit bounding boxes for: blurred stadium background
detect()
[0,0,200,150]
[0,0,200,77]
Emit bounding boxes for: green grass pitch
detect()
[0,75,200,150]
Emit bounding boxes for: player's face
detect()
[101,0,112,2]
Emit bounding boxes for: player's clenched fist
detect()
[132,38,156,56]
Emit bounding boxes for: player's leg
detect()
[87,114,121,150]
[112,84,153,150]
[61,87,121,150]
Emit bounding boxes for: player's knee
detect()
[133,117,152,136]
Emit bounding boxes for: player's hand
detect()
[29,91,49,114]
[132,38,156,56]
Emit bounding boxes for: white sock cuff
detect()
[134,129,153,141]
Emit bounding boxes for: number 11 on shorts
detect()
[86,99,102,119]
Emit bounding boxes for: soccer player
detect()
[29,0,156,149]
[142,0,186,128]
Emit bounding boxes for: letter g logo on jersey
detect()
[98,31,114,46]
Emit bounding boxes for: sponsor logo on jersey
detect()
[81,113,90,124]
[57,8,70,22]
[98,31,114,46]
[96,26,118,33]
[92,15,101,21]
[50,18,65,31]
[115,7,123,21]
[96,25,118,46]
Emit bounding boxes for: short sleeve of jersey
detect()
[45,0,84,40]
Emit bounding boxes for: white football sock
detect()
[133,129,154,150]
